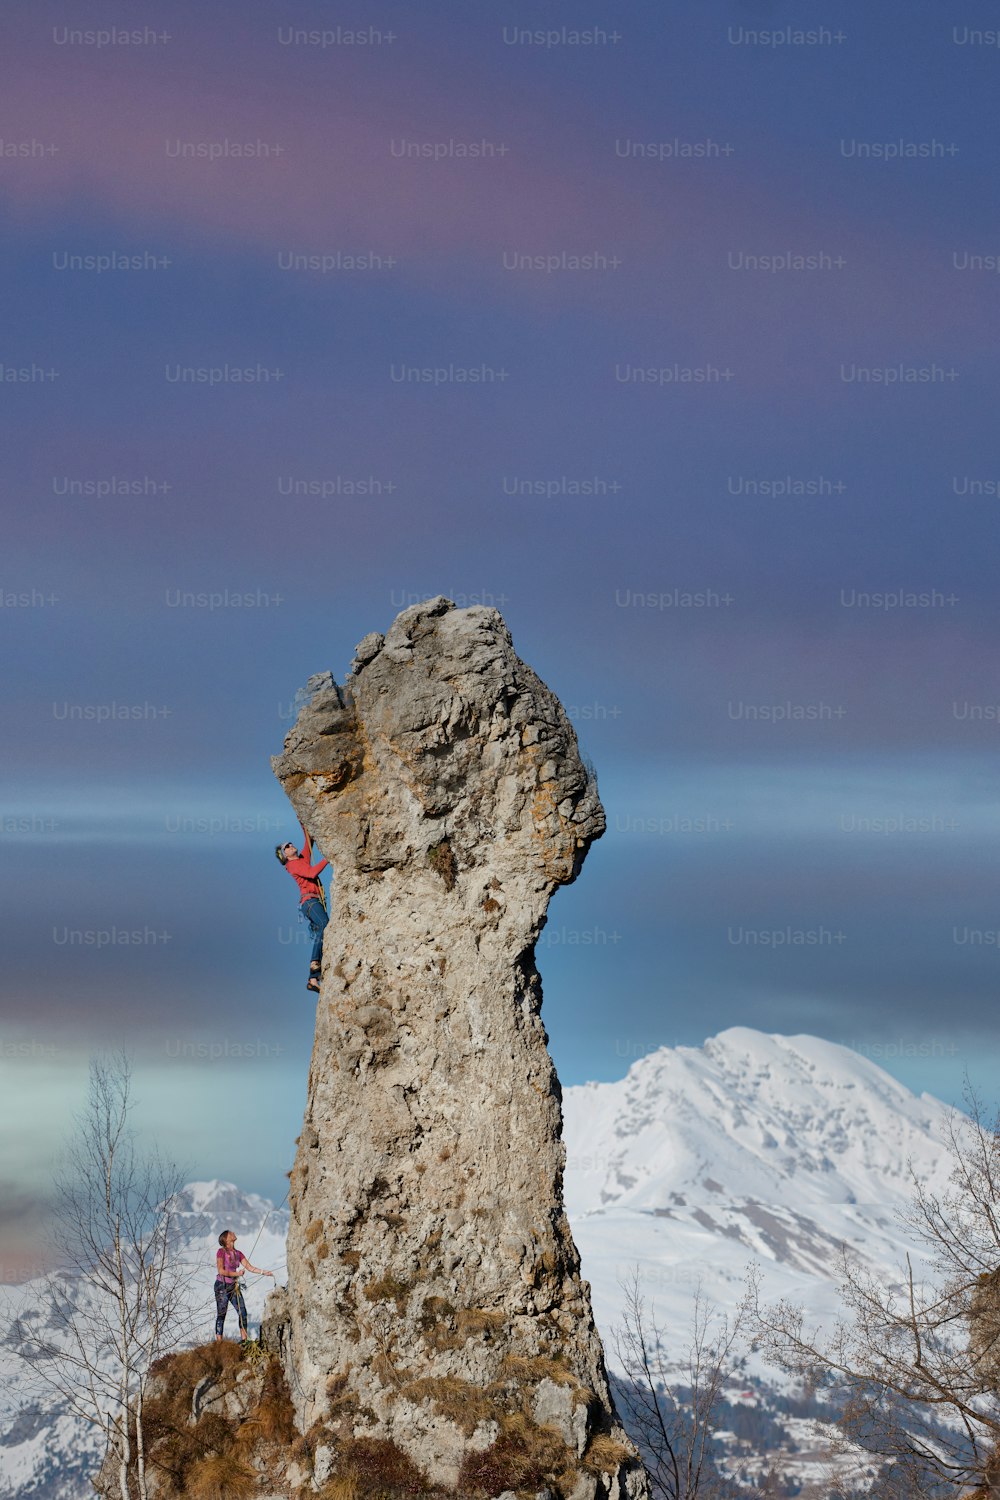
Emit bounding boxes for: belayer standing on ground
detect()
[276,820,329,993]
[214,1229,273,1343]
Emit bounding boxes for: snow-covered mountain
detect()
[0,1031,964,1498]
[565,1027,954,1217]
[563,1027,959,1366]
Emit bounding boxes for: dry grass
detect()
[305,1218,324,1244]
[185,1451,258,1499]
[456,1308,505,1340]
[316,1476,361,1500]
[149,1337,243,1387]
[416,1296,456,1352]
[372,1349,410,1389]
[292,1416,334,1466]
[418,1295,455,1324]
[500,1353,576,1387]
[400,1375,499,1437]
[420,1302,506,1354]
[340,1249,361,1268]
[326,1369,351,1401]
[364,1270,412,1311]
[232,1380,296,1449]
[581,1432,634,1474]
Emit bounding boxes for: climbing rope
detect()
[240,1184,292,1285]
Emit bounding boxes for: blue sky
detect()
[3,0,1000,1266]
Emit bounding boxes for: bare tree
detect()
[8,1052,197,1500]
[749,1085,1000,1498]
[612,1267,762,1499]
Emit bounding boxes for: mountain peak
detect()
[168,1180,286,1236]
[564,1027,956,1218]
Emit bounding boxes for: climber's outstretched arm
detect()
[298,821,328,878]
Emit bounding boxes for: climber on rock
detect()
[214,1230,273,1343]
[276,821,329,993]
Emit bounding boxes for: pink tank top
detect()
[217,1247,245,1281]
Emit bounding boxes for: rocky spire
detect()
[265,597,649,1499]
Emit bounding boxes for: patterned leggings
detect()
[214,1277,248,1338]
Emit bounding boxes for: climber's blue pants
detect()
[214,1278,247,1338]
[301,896,328,968]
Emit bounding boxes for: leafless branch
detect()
[4,1052,198,1500]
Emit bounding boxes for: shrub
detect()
[426,840,457,890]
[458,1409,571,1495]
[325,1435,430,1496]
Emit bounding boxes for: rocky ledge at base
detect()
[107,598,650,1500]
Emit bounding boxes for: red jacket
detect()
[285,825,328,903]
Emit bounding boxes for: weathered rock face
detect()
[970,1268,1000,1392]
[265,598,649,1498]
